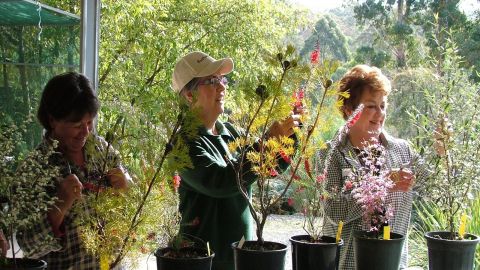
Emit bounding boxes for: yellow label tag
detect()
[336,221,343,243]
[459,213,467,239]
[100,254,109,270]
[207,241,211,256]
[383,225,391,240]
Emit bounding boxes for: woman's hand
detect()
[107,167,130,191]
[57,174,83,208]
[267,113,302,139]
[0,229,9,257]
[389,168,415,192]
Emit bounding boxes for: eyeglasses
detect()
[198,76,228,87]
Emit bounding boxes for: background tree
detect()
[300,15,350,62]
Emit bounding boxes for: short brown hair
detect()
[37,72,99,132]
[338,65,391,119]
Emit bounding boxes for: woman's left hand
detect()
[389,168,415,192]
[267,113,302,139]
[107,167,130,190]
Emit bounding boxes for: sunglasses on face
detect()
[198,76,228,87]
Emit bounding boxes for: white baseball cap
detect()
[172,51,234,92]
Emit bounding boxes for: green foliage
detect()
[409,37,480,238]
[353,46,392,68]
[0,115,60,259]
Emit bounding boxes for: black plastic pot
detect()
[353,231,405,270]
[289,235,343,270]
[425,231,480,270]
[232,240,287,270]
[0,258,47,270]
[154,247,214,270]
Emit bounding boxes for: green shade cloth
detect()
[0,0,79,26]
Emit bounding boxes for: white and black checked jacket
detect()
[319,131,428,270]
[17,135,125,270]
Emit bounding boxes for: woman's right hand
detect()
[57,174,83,210]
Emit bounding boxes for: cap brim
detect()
[197,58,234,78]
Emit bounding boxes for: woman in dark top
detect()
[172,51,300,270]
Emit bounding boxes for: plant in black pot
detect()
[0,117,59,269]
[154,182,215,270]
[410,38,480,270]
[287,46,345,270]
[227,45,340,270]
[346,140,406,270]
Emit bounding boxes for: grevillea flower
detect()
[347,108,363,128]
[269,168,279,177]
[279,150,291,164]
[310,48,320,65]
[293,88,305,107]
[173,174,181,191]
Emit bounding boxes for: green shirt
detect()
[179,121,256,270]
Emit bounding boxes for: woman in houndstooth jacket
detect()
[319,65,428,270]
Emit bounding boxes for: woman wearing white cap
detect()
[172,51,300,270]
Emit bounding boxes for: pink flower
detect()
[287,198,294,206]
[316,173,326,183]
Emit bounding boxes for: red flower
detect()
[287,198,294,206]
[344,180,353,190]
[173,174,181,191]
[279,150,291,164]
[293,88,304,107]
[270,168,279,177]
[310,49,320,64]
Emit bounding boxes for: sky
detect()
[291,0,480,16]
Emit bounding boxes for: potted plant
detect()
[0,116,59,269]
[226,45,337,270]
[347,139,406,270]
[153,176,215,270]
[287,47,344,270]
[411,39,480,270]
[73,91,212,269]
